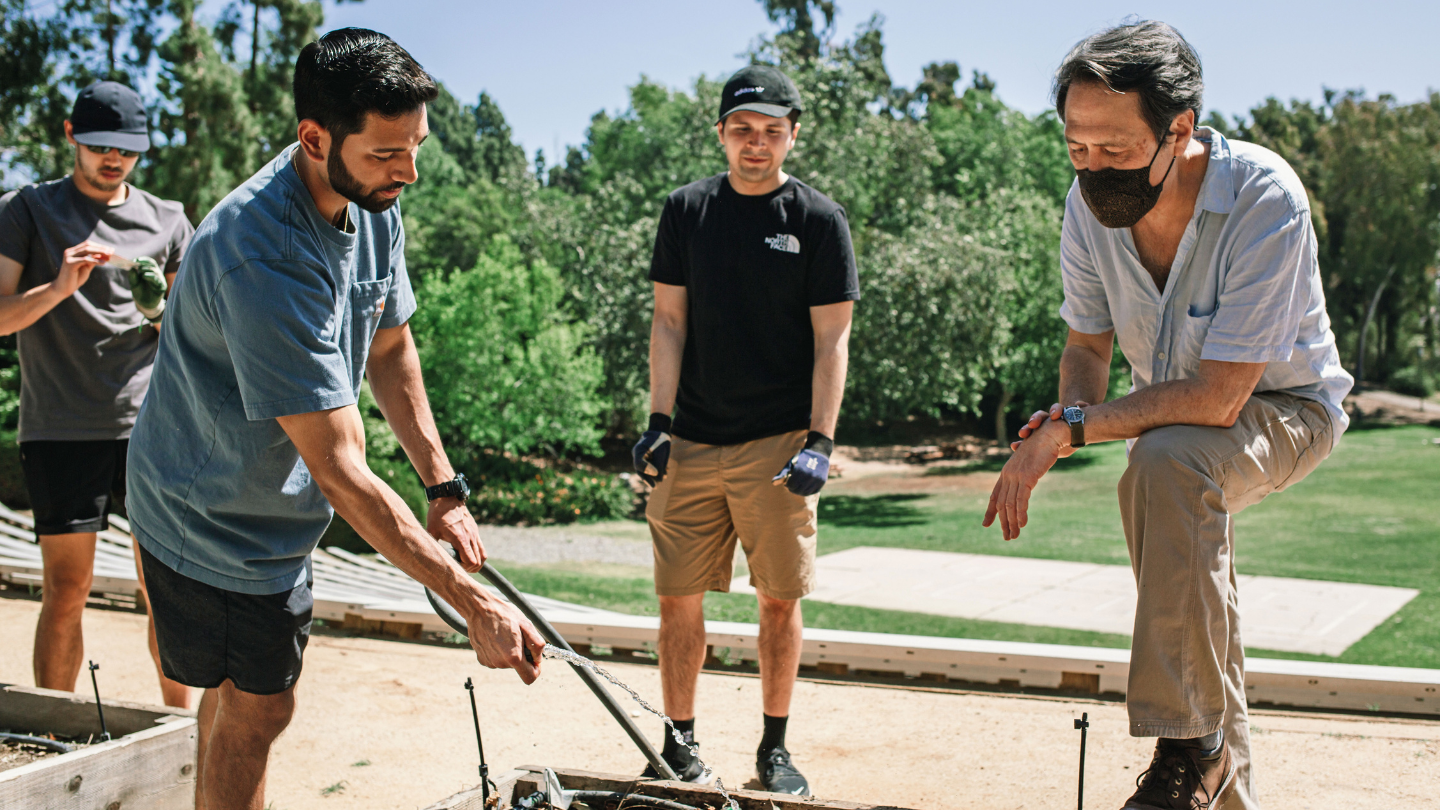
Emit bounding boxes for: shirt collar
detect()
[1194,126,1235,215]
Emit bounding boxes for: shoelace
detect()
[763,747,794,772]
[1133,746,1217,810]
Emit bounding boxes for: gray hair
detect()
[1053,20,1204,142]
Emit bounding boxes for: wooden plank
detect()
[514,765,917,810]
[0,717,196,809]
[0,683,195,740]
[420,768,527,810]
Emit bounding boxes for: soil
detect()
[1346,389,1440,426]
[0,736,87,774]
[1,595,1435,809]
[0,740,55,773]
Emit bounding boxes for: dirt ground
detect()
[1,596,1436,809]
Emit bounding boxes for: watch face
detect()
[1064,406,1084,424]
[455,474,470,500]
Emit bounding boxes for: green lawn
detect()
[500,424,1440,669]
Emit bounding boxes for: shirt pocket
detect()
[1175,303,1215,378]
[350,277,394,372]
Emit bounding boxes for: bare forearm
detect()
[810,342,848,437]
[320,460,477,605]
[649,320,685,415]
[0,285,64,336]
[1059,343,1110,407]
[1083,378,1247,444]
[367,331,454,488]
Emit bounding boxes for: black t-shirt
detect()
[649,173,859,445]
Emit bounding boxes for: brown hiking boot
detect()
[1121,739,1236,809]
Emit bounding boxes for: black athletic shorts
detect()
[19,439,129,537]
[137,543,313,695]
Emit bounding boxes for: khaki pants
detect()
[646,430,818,600]
[1120,392,1335,809]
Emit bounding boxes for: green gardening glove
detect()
[127,256,166,323]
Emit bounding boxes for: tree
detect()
[409,236,607,459]
[1242,91,1440,384]
[760,0,835,60]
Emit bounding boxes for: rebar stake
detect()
[88,661,110,742]
[1074,711,1089,810]
[465,678,495,807]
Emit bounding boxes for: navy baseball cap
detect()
[70,81,151,153]
[718,65,803,123]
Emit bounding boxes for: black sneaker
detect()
[640,743,713,784]
[1123,739,1235,809]
[757,746,810,796]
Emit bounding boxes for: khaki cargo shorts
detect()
[646,429,818,600]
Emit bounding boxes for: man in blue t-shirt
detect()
[128,29,544,808]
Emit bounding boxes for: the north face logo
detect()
[765,233,800,253]
[734,86,763,97]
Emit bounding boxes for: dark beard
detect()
[76,149,125,192]
[327,146,404,214]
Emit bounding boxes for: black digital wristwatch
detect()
[425,473,470,503]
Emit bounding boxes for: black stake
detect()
[1074,712,1089,810]
[465,678,495,806]
[88,661,110,742]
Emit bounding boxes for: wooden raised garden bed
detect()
[0,683,197,809]
[424,765,915,810]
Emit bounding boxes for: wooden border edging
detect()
[550,613,1440,717]
[0,686,197,809]
[510,765,917,810]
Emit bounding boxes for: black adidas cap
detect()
[70,81,150,153]
[718,65,803,123]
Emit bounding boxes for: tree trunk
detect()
[105,0,115,76]
[994,385,1013,444]
[1355,265,1397,384]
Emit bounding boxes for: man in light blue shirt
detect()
[986,21,1351,810]
[128,29,544,809]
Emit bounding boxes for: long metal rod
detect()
[88,661,110,742]
[425,560,678,781]
[465,678,492,807]
[1075,711,1089,810]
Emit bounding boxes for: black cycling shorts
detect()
[20,439,128,537]
[138,543,313,695]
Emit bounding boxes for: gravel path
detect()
[477,525,654,567]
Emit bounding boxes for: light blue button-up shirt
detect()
[1059,127,1352,447]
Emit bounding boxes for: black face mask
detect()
[1076,137,1175,228]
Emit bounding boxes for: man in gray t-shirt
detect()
[0,81,194,709]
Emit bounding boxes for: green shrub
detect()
[410,235,606,457]
[470,467,635,525]
[1389,366,1435,397]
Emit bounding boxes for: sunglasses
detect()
[82,144,142,159]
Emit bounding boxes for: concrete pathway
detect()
[733,547,1418,656]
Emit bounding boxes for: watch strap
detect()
[1064,406,1086,449]
[426,474,469,503]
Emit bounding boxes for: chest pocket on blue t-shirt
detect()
[349,277,393,378]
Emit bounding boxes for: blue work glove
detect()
[632,413,673,486]
[773,432,835,496]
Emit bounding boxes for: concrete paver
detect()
[734,547,1418,655]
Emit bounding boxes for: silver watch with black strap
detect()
[1062,406,1086,449]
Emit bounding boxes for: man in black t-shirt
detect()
[633,65,858,796]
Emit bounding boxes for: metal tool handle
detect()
[425,558,678,781]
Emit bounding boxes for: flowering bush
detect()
[469,467,635,525]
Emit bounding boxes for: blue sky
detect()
[324,0,1438,162]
